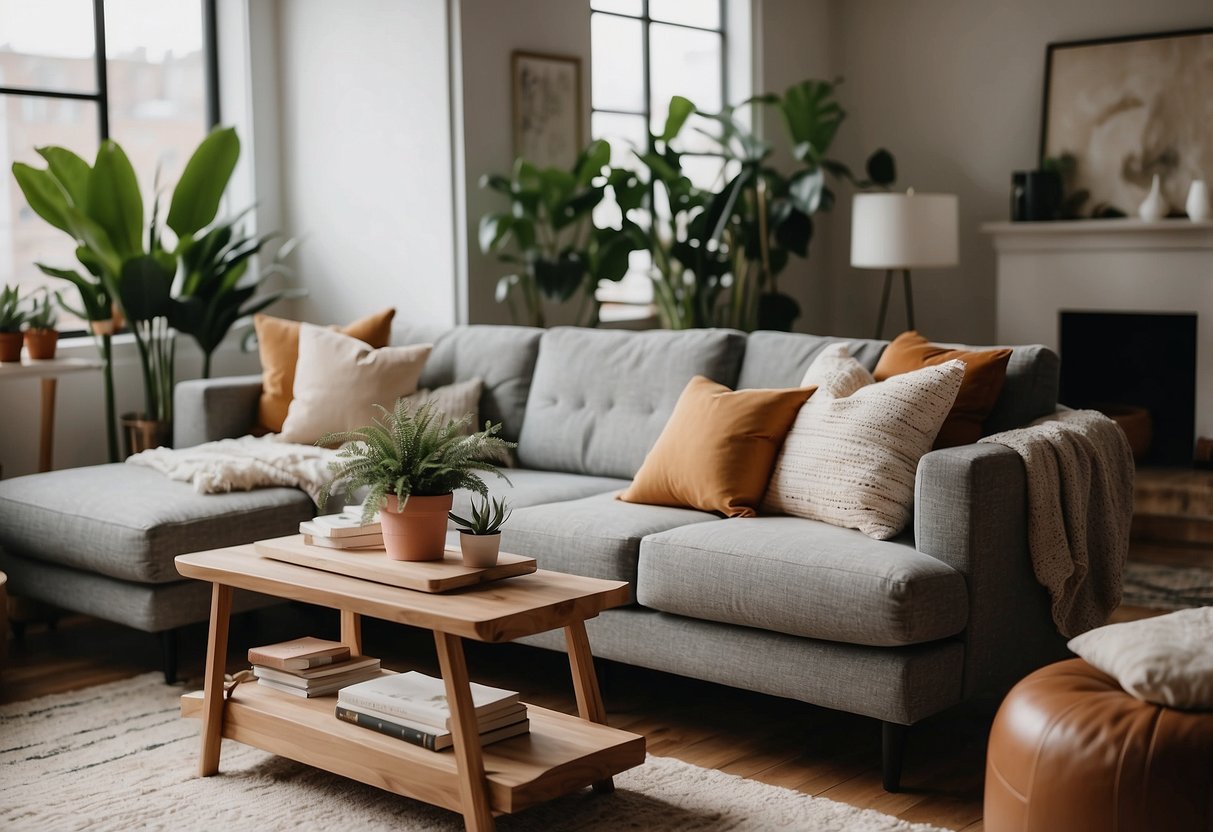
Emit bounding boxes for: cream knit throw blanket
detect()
[979,409,1135,637]
[126,435,339,505]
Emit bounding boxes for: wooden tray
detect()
[252,535,536,593]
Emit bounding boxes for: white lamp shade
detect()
[850,192,959,269]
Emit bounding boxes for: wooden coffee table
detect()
[176,545,644,831]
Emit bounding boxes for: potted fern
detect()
[320,399,515,562]
[449,495,512,567]
[23,288,62,360]
[0,285,27,362]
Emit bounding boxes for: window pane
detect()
[649,0,721,30]
[1,95,102,331]
[591,13,645,113]
[592,111,648,169]
[590,0,643,15]
[649,24,722,121]
[104,0,209,214]
[0,0,97,93]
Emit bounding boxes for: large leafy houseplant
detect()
[319,399,515,562]
[479,139,643,327]
[12,127,295,456]
[619,80,895,331]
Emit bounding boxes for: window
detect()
[0,0,219,332]
[589,0,726,306]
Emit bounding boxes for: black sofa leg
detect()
[160,628,179,685]
[882,721,908,792]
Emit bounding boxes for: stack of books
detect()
[300,510,383,550]
[248,637,382,698]
[337,671,529,751]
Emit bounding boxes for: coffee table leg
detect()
[340,610,362,656]
[434,631,495,832]
[564,620,614,794]
[199,582,232,776]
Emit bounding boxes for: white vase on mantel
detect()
[1187,180,1211,222]
[1138,174,1168,222]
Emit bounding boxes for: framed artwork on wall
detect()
[511,51,583,170]
[1040,28,1213,217]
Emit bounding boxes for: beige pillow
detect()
[278,324,432,445]
[801,342,875,397]
[763,353,965,539]
[1068,607,1213,709]
[400,378,483,434]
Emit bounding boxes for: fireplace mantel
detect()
[985,218,1213,444]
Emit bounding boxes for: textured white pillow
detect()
[279,324,431,445]
[763,354,965,539]
[400,378,484,434]
[1068,607,1213,709]
[800,342,875,397]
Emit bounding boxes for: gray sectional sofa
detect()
[0,324,1073,790]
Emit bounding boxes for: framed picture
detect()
[1040,28,1213,216]
[512,51,583,170]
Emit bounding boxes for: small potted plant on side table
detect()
[23,289,62,360]
[320,399,515,562]
[449,495,512,567]
[0,285,27,363]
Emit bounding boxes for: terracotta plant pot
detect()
[459,531,502,568]
[0,332,22,363]
[24,329,58,360]
[90,319,116,336]
[380,494,453,562]
[121,412,172,457]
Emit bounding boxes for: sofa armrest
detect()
[915,444,1068,698]
[173,374,263,448]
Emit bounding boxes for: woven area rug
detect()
[1122,561,1213,611]
[1,673,954,832]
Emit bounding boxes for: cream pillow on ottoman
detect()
[763,349,965,539]
[1068,607,1213,709]
[279,324,432,444]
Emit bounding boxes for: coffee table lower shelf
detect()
[181,686,645,815]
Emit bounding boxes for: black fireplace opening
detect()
[1059,311,1197,467]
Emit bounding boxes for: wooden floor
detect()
[1,604,995,831]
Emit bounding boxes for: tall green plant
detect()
[479,140,643,327]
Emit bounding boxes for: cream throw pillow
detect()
[400,378,483,434]
[763,349,965,539]
[278,324,432,445]
[1068,607,1213,709]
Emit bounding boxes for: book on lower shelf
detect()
[338,671,521,731]
[335,702,530,751]
[247,636,351,671]
[247,642,382,698]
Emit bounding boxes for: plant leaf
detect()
[88,141,144,259]
[167,126,240,236]
[659,96,696,142]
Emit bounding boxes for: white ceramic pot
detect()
[1138,174,1168,222]
[1186,179,1210,222]
[459,532,501,568]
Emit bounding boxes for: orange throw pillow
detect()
[874,330,1011,448]
[618,376,816,518]
[254,308,396,433]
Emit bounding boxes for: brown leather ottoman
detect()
[985,658,1213,831]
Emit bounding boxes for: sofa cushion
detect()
[501,492,716,601]
[451,468,629,522]
[736,331,888,389]
[391,324,541,442]
[0,464,314,584]
[637,516,969,646]
[984,344,1060,434]
[516,327,746,479]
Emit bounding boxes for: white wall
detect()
[275,0,457,328]
[823,0,1213,343]
[455,0,592,326]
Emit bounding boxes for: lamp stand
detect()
[874,268,915,339]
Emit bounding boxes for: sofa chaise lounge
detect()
[0,324,1075,790]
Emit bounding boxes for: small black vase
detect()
[1012,170,1062,221]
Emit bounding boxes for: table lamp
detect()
[851,190,959,339]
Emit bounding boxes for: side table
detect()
[0,356,105,473]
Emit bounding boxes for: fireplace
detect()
[1059,311,1196,466]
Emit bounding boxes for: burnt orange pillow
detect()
[618,376,816,518]
[254,308,396,433]
[874,331,1011,448]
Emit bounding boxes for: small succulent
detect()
[0,285,27,333]
[25,288,61,331]
[449,494,511,536]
